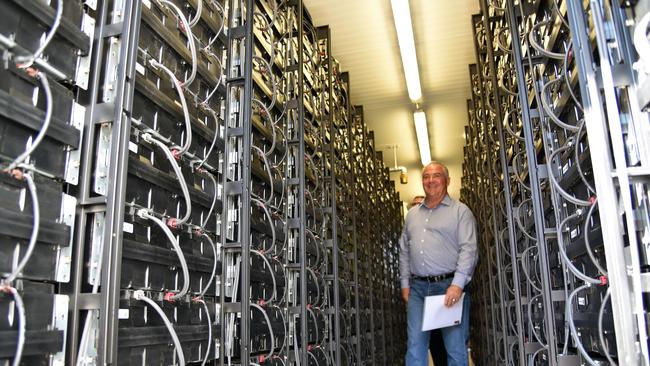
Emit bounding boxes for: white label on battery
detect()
[135,62,146,75]
[142,0,151,8]
[577,297,586,306]
[123,222,134,233]
[118,308,130,319]
[129,141,138,153]
[562,163,569,174]
[570,228,579,239]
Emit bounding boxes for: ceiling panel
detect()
[303,0,479,204]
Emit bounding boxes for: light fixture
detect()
[413,110,431,166]
[391,0,422,102]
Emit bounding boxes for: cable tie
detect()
[308,344,313,351]
[166,217,179,229]
[599,276,608,286]
[258,355,266,363]
[258,299,265,306]
[307,304,312,310]
[164,292,177,302]
[171,149,182,160]
[589,196,597,205]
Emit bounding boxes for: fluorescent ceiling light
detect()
[414,110,431,166]
[391,0,422,102]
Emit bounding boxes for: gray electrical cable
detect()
[566,284,599,365]
[308,351,319,366]
[6,72,52,171]
[598,288,617,365]
[143,134,192,224]
[573,122,595,194]
[512,152,531,192]
[252,99,278,157]
[633,11,650,67]
[528,347,546,366]
[226,256,241,366]
[197,233,218,298]
[133,290,186,366]
[156,0,197,87]
[528,20,566,60]
[503,109,524,141]
[0,284,26,366]
[520,246,542,293]
[139,210,190,299]
[147,61,193,156]
[271,304,287,354]
[15,0,63,67]
[562,41,583,112]
[547,145,593,206]
[4,172,39,284]
[307,267,320,305]
[252,145,275,206]
[189,0,203,27]
[515,199,537,242]
[195,108,220,170]
[557,211,601,285]
[252,197,277,253]
[204,0,225,50]
[307,306,319,344]
[527,293,547,347]
[200,171,218,228]
[540,77,581,132]
[583,200,607,275]
[251,303,275,359]
[251,249,277,303]
[307,229,320,269]
[197,299,212,366]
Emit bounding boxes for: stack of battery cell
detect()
[0,1,410,365]
[0,1,93,364]
[463,0,650,365]
[110,0,226,364]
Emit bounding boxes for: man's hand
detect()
[444,285,463,308]
[401,288,410,304]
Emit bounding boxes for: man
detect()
[409,195,447,366]
[400,162,477,366]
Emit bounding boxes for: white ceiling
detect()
[303,0,480,205]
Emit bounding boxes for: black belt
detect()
[412,273,454,283]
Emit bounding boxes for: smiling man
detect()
[399,161,477,366]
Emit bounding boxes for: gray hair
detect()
[422,161,449,178]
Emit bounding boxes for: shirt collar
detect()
[418,195,452,209]
[440,195,452,206]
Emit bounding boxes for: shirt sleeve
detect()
[399,223,411,289]
[452,206,478,289]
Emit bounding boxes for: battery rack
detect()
[0,0,94,364]
[463,0,650,365]
[0,1,405,366]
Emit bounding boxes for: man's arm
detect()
[451,207,478,289]
[399,228,411,303]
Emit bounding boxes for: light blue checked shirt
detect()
[399,195,478,289]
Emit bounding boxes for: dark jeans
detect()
[405,277,470,366]
[430,329,447,366]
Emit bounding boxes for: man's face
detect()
[422,164,449,199]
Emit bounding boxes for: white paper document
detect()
[421,293,465,331]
